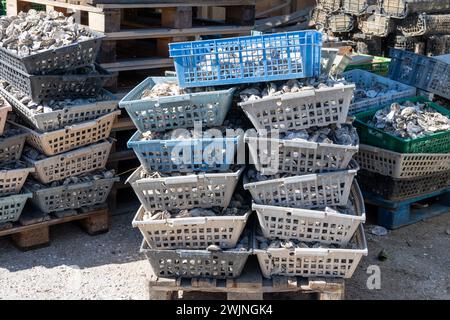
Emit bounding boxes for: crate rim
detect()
[27,176,120,195]
[0,192,33,203]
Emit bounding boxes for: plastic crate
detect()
[254,225,367,279]
[169,31,322,88]
[27,175,119,213]
[426,35,450,56]
[379,0,407,18]
[311,7,329,28]
[23,139,113,184]
[15,111,120,156]
[344,55,391,76]
[342,0,369,15]
[254,180,366,245]
[0,28,103,75]
[317,0,342,13]
[329,14,354,33]
[359,14,394,37]
[388,48,450,99]
[0,164,34,197]
[127,166,243,212]
[0,86,118,132]
[0,99,12,135]
[389,34,421,51]
[127,130,243,173]
[133,206,250,250]
[0,63,113,102]
[239,83,355,133]
[0,125,28,164]
[355,144,450,179]
[399,14,450,37]
[358,169,450,201]
[140,239,251,279]
[0,193,32,223]
[343,69,416,115]
[354,97,450,153]
[244,167,358,209]
[245,131,358,176]
[119,77,235,132]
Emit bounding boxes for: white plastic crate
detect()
[254,181,366,245]
[356,144,450,179]
[0,100,12,136]
[0,164,34,197]
[245,130,358,175]
[244,167,358,209]
[127,166,243,212]
[24,139,113,184]
[0,86,118,132]
[133,206,250,250]
[254,225,368,278]
[0,193,32,223]
[239,83,355,133]
[16,111,120,156]
[343,69,416,115]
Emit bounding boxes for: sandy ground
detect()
[0,211,449,300]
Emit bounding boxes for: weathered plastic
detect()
[399,14,450,37]
[133,206,251,250]
[127,166,243,211]
[140,239,251,279]
[119,77,235,132]
[244,166,358,209]
[342,0,369,15]
[23,139,113,184]
[0,164,34,196]
[343,69,416,115]
[254,224,368,278]
[0,125,28,164]
[0,99,12,135]
[0,86,118,132]
[254,181,366,245]
[27,175,119,213]
[329,13,354,33]
[317,0,342,13]
[426,35,450,56]
[355,144,450,179]
[245,130,358,175]
[381,0,450,18]
[0,193,32,223]
[359,14,394,37]
[15,111,120,156]
[0,63,113,102]
[239,83,355,133]
[0,28,104,75]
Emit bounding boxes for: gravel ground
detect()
[0,211,449,300]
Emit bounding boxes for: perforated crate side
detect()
[379,0,407,18]
[0,103,11,135]
[0,193,32,223]
[329,14,354,33]
[127,166,243,211]
[426,35,450,56]
[317,0,342,13]
[342,0,369,15]
[119,77,235,132]
[133,206,250,250]
[359,14,394,37]
[0,130,28,164]
[0,166,34,197]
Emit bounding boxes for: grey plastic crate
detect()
[342,0,369,15]
[426,35,450,56]
[311,7,329,29]
[379,0,407,18]
[329,13,355,33]
[0,63,113,102]
[127,166,243,212]
[119,77,235,133]
[140,239,251,279]
[244,166,358,209]
[399,14,450,37]
[0,164,34,197]
[343,69,416,115]
[317,0,342,13]
[359,14,394,37]
[16,111,120,156]
[23,139,113,184]
[245,130,358,176]
[133,206,251,250]
[0,86,118,132]
[239,83,355,133]
[0,100,12,135]
[254,180,366,245]
[0,193,32,223]
[27,175,119,213]
[0,28,104,75]
[254,224,368,279]
[0,124,28,164]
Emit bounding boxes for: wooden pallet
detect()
[0,206,109,250]
[364,189,450,230]
[148,258,345,300]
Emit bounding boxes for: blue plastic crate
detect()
[127,131,243,172]
[169,31,322,88]
[119,77,235,132]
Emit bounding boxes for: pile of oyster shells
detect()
[352,82,400,102]
[257,236,358,250]
[369,101,450,138]
[27,169,116,190]
[280,124,359,146]
[140,80,216,100]
[0,81,109,113]
[239,78,348,103]
[0,10,95,57]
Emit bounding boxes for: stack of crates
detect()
[0,10,119,218]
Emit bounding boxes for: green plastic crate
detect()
[345,56,391,76]
[354,96,450,153]
[0,0,5,16]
